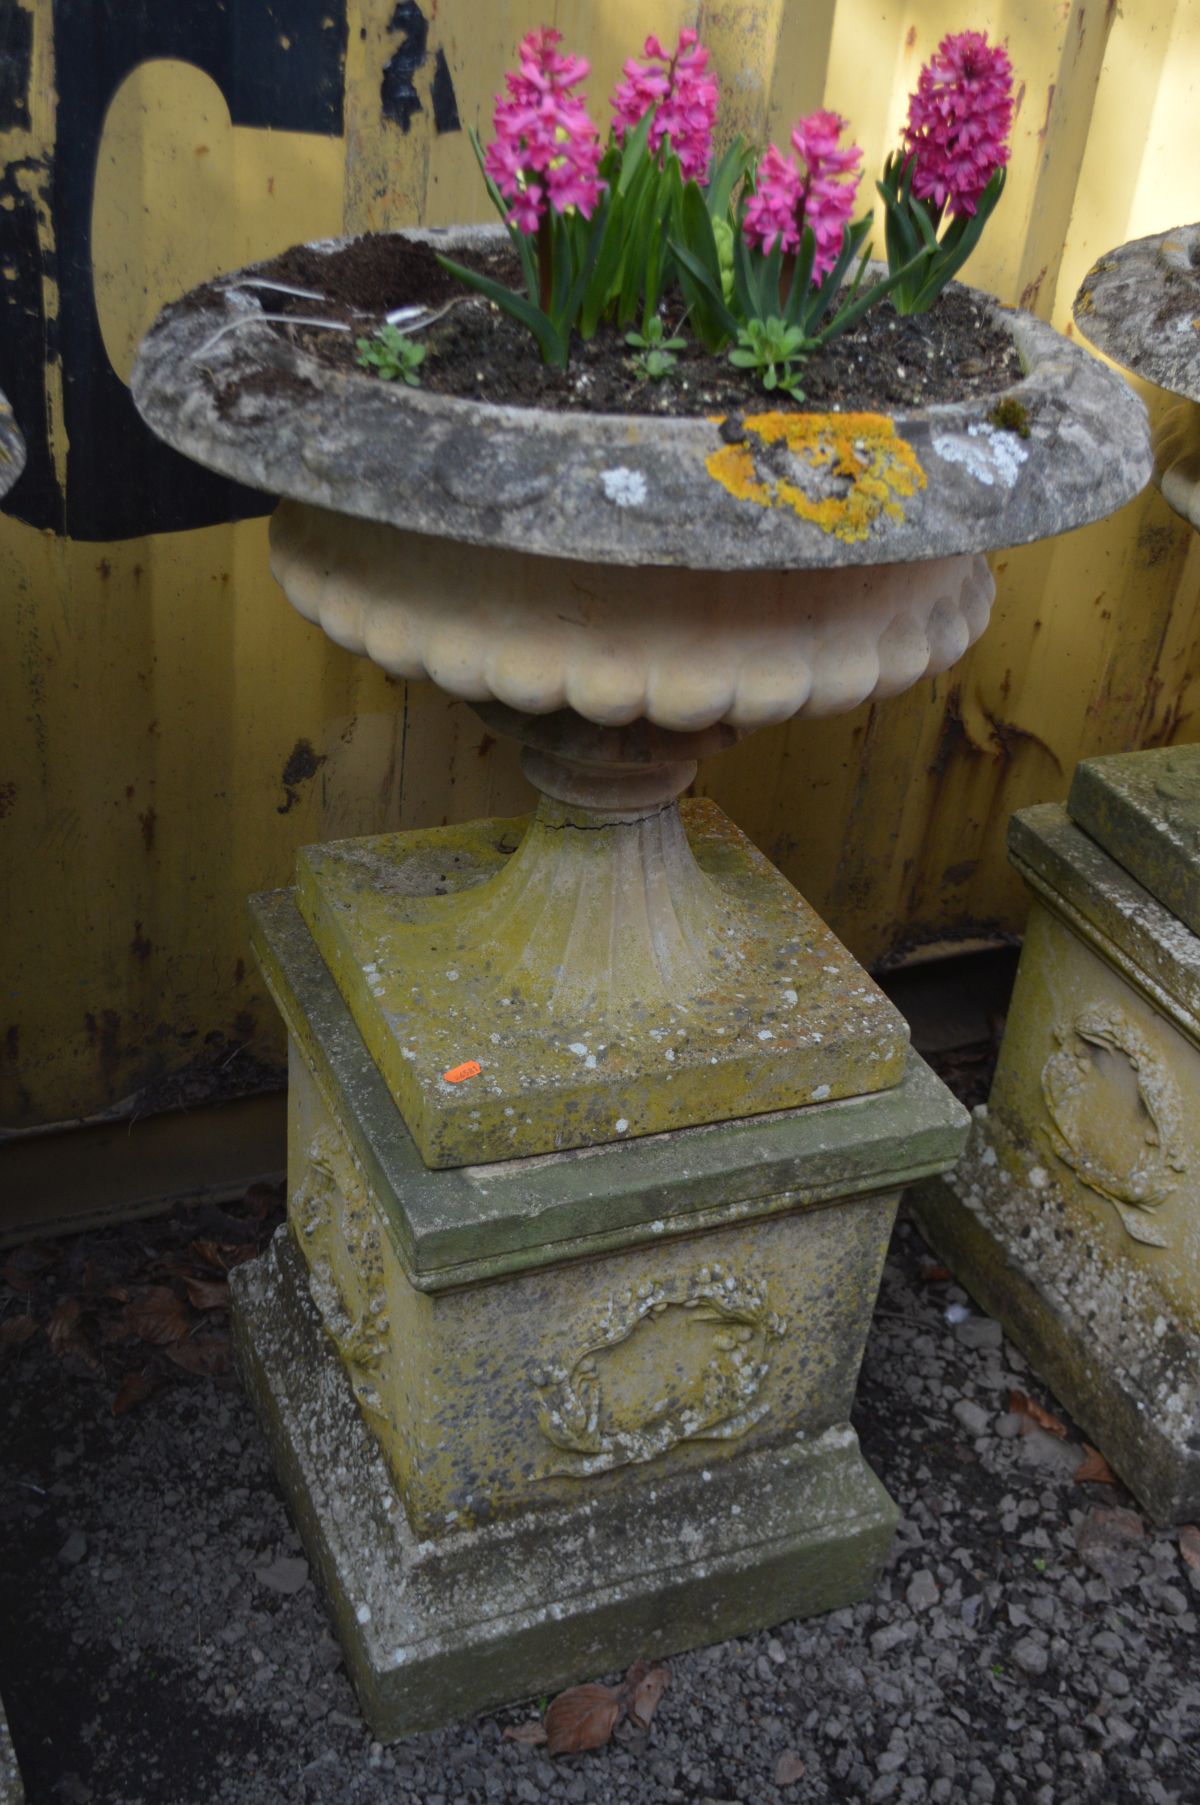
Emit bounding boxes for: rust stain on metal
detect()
[84,1009,123,1083]
[277,738,327,815]
[1020,267,1048,312]
[1037,83,1056,146]
[927,686,984,781]
[979,704,1064,776]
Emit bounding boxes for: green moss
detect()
[988,397,1032,440]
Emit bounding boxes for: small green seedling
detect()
[625,316,686,381]
[356,323,427,386]
[728,316,808,395]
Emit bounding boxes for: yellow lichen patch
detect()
[706,412,926,543]
[705,440,772,506]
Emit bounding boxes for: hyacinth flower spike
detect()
[674,110,931,389]
[879,30,1015,315]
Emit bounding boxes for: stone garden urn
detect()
[0,389,25,500]
[1075,222,1200,527]
[131,229,1151,1736]
[913,226,1200,1526]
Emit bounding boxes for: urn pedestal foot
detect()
[233,880,968,1737]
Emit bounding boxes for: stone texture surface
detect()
[271,502,995,729]
[131,227,1152,572]
[232,1226,899,1742]
[1074,224,1200,404]
[913,798,1200,1524]
[290,800,912,1166]
[250,885,968,1291]
[0,1695,23,1805]
[0,389,25,502]
[1069,746,1200,937]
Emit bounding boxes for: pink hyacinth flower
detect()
[611,27,719,183]
[903,30,1014,217]
[743,110,863,282]
[484,27,605,235]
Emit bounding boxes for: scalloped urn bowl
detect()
[131,228,1151,1160]
[1075,222,1200,528]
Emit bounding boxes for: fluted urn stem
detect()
[466,707,751,1020]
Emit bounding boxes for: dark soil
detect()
[229,233,1025,419]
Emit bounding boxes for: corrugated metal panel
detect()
[2,0,1196,1130]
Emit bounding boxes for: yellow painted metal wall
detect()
[2,0,1197,1129]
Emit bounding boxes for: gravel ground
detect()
[3,1189,1199,1805]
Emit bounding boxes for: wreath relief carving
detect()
[531,1263,788,1479]
[1040,1005,1187,1248]
[295,1127,393,1433]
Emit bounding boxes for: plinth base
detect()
[233,1228,897,1741]
[915,1128,1200,1525]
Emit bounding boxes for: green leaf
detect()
[704,135,749,220]
[672,237,739,346]
[435,253,567,366]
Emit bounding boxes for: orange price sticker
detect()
[443,1059,481,1084]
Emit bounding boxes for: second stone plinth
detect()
[915,770,1200,1523]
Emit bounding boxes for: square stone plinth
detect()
[1069,745,1200,938]
[235,888,968,1735]
[913,802,1200,1524]
[294,800,910,1167]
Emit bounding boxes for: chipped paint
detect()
[706,413,926,542]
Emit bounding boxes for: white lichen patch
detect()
[932,421,1029,488]
[600,465,648,508]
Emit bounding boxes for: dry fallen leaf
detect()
[1075,1444,1118,1486]
[625,1661,670,1732]
[184,1277,230,1312]
[544,1683,623,1756]
[501,1721,548,1746]
[45,1297,99,1370]
[125,1286,191,1346]
[1009,1390,1068,1439]
[165,1336,231,1377]
[1178,1524,1200,1572]
[0,1314,38,1347]
[112,1369,157,1416]
[45,1297,82,1353]
[775,1750,807,1786]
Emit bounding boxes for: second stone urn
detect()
[131,229,1150,1735]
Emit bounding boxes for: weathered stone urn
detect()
[1075,221,1200,526]
[132,228,1150,1735]
[914,227,1200,1525]
[0,389,25,501]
